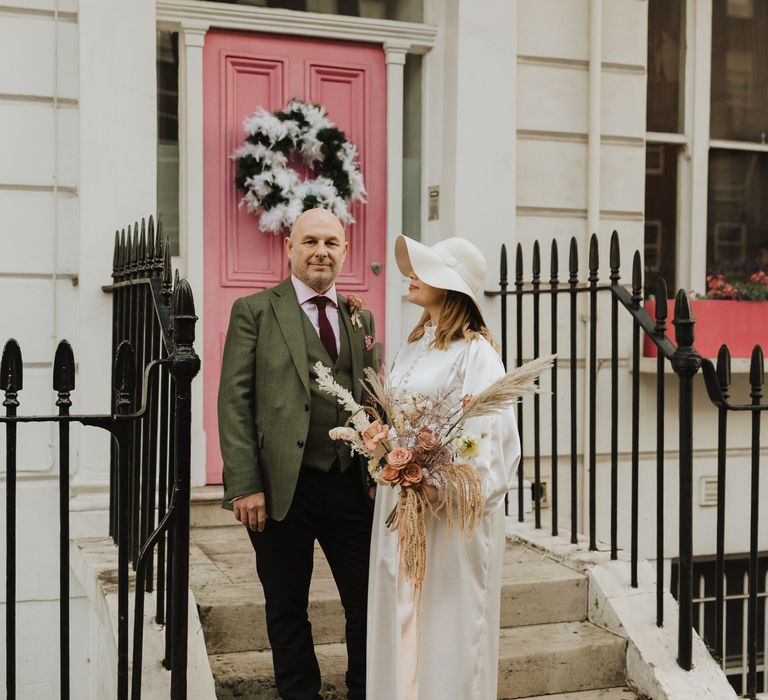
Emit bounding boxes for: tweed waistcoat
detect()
[301,311,354,472]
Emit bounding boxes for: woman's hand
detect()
[423,484,439,504]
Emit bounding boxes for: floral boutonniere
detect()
[347,293,366,331]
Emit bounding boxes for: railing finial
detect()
[112,231,120,280]
[716,345,731,393]
[568,237,578,279]
[162,238,173,303]
[147,216,156,273]
[749,345,764,393]
[532,240,541,279]
[1,338,23,396]
[500,243,508,285]
[631,251,642,310]
[588,234,599,281]
[138,218,147,274]
[609,230,620,275]
[53,340,76,394]
[550,239,559,280]
[130,222,140,277]
[515,242,523,281]
[153,217,165,274]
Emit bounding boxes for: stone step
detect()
[210,621,627,699]
[191,527,588,655]
[191,485,232,528]
[525,690,640,700]
[497,622,627,699]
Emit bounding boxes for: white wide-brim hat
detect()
[395,234,488,312]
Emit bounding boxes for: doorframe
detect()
[156,0,437,486]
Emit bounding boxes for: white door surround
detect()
[155,0,437,486]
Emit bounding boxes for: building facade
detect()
[0,0,766,695]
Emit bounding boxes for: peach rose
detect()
[415,428,440,452]
[386,446,414,470]
[347,293,366,310]
[462,394,474,407]
[362,420,389,452]
[380,465,403,485]
[400,463,423,486]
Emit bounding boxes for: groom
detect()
[218,208,379,700]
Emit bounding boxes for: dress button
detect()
[297,440,304,448]
[304,403,310,411]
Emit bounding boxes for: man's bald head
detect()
[284,208,349,293]
[290,207,346,243]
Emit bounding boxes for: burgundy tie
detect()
[311,296,338,363]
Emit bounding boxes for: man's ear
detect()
[283,236,293,258]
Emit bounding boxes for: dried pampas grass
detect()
[460,354,557,423]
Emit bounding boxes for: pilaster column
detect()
[384,40,410,362]
[178,20,209,485]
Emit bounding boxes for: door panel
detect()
[203,31,386,484]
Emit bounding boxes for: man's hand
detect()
[368,486,376,501]
[233,492,267,532]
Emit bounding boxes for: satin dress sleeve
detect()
[459,337,522,514]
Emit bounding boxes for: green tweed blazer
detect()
[218,277,380,521]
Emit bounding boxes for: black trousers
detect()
[248,463,373,700]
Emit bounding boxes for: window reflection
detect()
[202,0,423,22]
[647,0,685,133]
[644,143,679,294]
[711,0,768,142]
[157,31,180,256]
[707,150,768,276]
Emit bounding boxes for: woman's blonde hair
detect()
[408,290,497,350]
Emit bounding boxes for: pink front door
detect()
[203,31,387,484]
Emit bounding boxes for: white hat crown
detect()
[394,235,488,308]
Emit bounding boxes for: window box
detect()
[642,299,768,358]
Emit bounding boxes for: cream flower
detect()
[329,427,357,442]
[452,434,481,460]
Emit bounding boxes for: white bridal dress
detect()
[367,327,521,700]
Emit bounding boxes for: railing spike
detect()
[147,215,156,267]
[550,239,559,278]
[130,223,139,277]
[172,278,199,349]
[532,240,541,277]
[125,227,134,277]
[1,339,23,394]
[162,239,173,302]
[515,242,523,280]
[716,344,732,391]
[588,233,599,273]
[500,243,508,283]
[631,251,642,308]
[139,219,147,273]
[673,289,696,349]
[153,216,165,273]
[609,230,620,272]
[119,228,127,279]
[749,345,764,389]
[53,339,76,393]
[569,237,578,276]
[112,231,120,279]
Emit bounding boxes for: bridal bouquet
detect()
[313,355,555,590]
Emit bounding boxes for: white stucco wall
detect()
[0,0,156,696]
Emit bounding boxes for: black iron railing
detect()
[487,231,765,698]
[2,216,200,700]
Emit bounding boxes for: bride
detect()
[367,235,521,700]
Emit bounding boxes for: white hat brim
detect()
[395,235,481,307]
